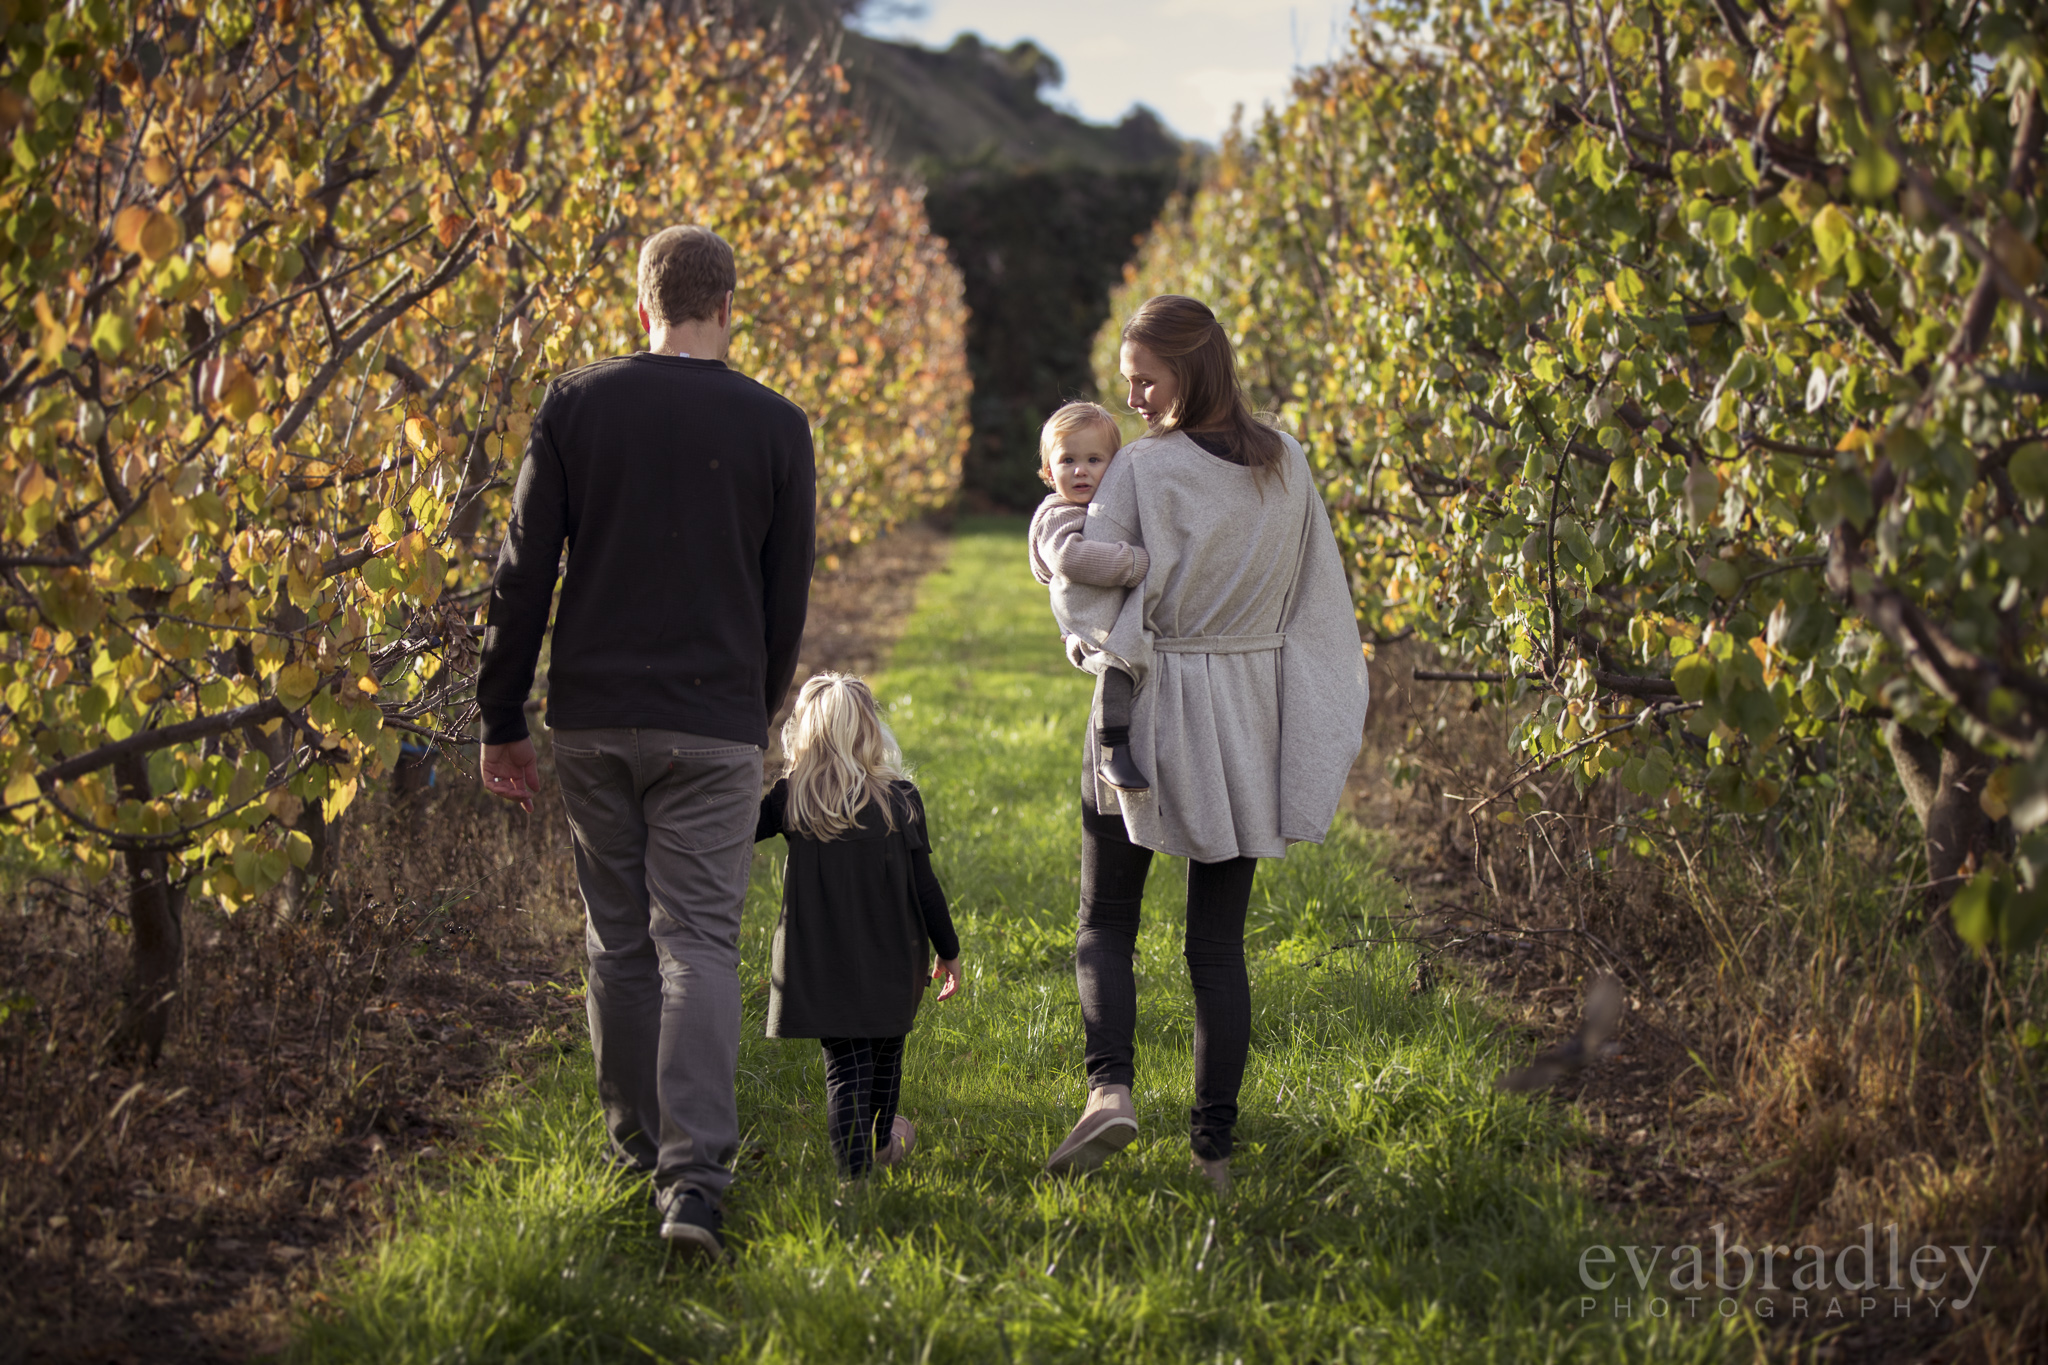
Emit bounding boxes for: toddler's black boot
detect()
[1096,727,1150,792]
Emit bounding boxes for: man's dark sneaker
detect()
[1097,744,1151,793]
[657,1187,724,1261]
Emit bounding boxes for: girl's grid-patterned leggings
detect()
[819,1035,905,1176]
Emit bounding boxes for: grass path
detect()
[293,520,1737,1363]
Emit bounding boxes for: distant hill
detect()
[734,2,1189,507]
[841,31,1179,173]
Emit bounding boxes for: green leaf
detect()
[1697,556,1743,599]
[1950,870,2001,953]
[1850,144,1898,199]
[1812,204,1853,264]
[90,312,135,358]
[1683,463,1720,528]
[1750,281,1789,319]
[1672,652,1716,703]
[2008,443,2048,502]
[1724,351,1762,392]
[1639,745,1674,799]
[1729,685,1780,747]
[2004,888,2048,954]
[1706,206,1740,246]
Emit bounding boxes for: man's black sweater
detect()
[476,353,816,748]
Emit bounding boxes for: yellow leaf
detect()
[355,674,379,695]
[322,776,359,823]
[404,415,438,457]
[14,462,50,506]
[222,370,260,422]
[113,205,151,254]
[275,662,318,708]
[1696,58,1743,100]
[5,770,42,814]
[1981,767,2012,821]
[149,480,186,537]
[137,210,183,262]
[32,292,68,361]
[142,155,175,186]
[205,239,236,277]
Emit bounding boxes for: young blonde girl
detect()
[754,672,962,1177]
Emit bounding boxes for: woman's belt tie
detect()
[1152,633,1285,655]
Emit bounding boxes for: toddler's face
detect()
[1050,425,1119,505]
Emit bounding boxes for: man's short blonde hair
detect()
[1038,401,1122,488]
[637,225,736,327]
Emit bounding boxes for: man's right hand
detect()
[480,738,541,811]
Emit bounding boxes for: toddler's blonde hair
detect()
[780,672,911,840]
[1037,400,1122,489]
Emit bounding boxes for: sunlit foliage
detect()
[0,0,967,925]
[1104,0,2047,953]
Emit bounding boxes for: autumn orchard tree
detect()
[1105,0,2048,971]
[0,0,968,1059]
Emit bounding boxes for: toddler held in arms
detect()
[754,673,963,1179]
[1027,401,1150,793]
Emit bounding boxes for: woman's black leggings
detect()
[819,1035,905,1177]
[1076,798,1257,1161]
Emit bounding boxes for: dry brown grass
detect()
[0,519,953,1363]
[0,766,591,1362]
[1351,639,2048,1362]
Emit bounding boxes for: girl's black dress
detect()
[755,778,958,1039]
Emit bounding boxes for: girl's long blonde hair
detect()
[780,672,911,840]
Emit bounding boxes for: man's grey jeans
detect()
[551,728,761,1207]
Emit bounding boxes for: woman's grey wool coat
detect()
[1051,429,1371,862]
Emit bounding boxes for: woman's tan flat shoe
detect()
[875,1116,917,1168]
[1191,1152,1232,1195]
[1044,1084,1138,1174]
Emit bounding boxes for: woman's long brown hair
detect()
[1121,295,1287,474]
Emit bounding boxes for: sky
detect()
[851,0,1357,144]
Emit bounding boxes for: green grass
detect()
[291,519,1742,1363]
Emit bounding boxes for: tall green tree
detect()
[1104,0,2048,968]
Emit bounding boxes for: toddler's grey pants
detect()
[551,728,762,1209]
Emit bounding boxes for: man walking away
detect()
[475,226,816,1260]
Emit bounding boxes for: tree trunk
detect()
[286,798,331,923]
[110,753,184,1063]
[242,713,331,923]
[1886,722,1993,990]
